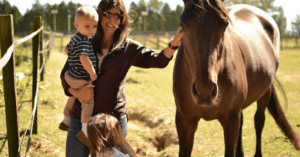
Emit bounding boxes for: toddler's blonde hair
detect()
[75,6,98,22]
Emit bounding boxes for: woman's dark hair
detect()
[92,0,130,54]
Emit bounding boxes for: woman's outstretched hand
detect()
[163,26,184,59]
[172,26,184,46]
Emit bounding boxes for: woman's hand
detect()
[163,26,184,59]
[68,84,94,101]
[171,26,184,46]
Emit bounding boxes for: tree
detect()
[18,0,45,32]
[147,0,163,13]
[0,1,23,32]
[272,6,287,36]
[161,3,172,31]
[172,5,184,31]
[56,2,68,32]
[291,15,300,36]
[129,2,140,30]
[225,0,287,36]
[0,0,12,14]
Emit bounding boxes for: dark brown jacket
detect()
[60,37,172,119]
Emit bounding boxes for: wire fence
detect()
[0,15,63,157]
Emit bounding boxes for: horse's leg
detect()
[236,112,244,157]
[175,109,200,157]
[219,110,242,157]
[254,87,271,157]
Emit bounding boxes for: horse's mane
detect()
[181,0,231,24]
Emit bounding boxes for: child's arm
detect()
[64,48,68,54]
[118,140,137,157]
[80,55,97,81]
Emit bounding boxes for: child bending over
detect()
[88,113,136,157]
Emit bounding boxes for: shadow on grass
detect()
[0,136,7,154]
[281,47,300,50]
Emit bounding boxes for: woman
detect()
[60,0,183,156]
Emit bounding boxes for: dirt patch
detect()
[126,77,140,84]
[128,108,179,154]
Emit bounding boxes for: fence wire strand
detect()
[0,26,44,69]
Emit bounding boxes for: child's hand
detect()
[114,125,125,147]
[90,73,97,81]
[64,48,68,54]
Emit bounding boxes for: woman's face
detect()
[101,7,121,37]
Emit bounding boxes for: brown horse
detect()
[173,0,300,156]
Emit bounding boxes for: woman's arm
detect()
[163,26,183,59]
[60,60,94,101]
[131,26,183,68]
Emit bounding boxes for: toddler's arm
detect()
[64,48,68,54]
[80,55,97,81]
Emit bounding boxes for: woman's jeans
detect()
[66,114,128,157]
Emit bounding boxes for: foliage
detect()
[291,14,300,36]
[129,0,183,32]
[225,0,287,35]
[272,6,287,35]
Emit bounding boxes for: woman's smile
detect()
[101,7,121,35]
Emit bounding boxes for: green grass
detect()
[0,35,300,156]
[281,37,300,49]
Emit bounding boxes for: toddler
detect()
[88,113,136,157]
[59,6,98,146]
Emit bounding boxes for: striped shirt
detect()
[66,33,97,80]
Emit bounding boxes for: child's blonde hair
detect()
[88,113,120,156]
[75,6,98,22]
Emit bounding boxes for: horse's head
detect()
[180,0,230,106]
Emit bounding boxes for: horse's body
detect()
[173,1,300,157]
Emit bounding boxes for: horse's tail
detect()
[267,77,300,150]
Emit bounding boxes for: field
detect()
[0,36,300,156]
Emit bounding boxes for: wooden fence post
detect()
[0,15,20,157]
[295,36,298,47]
[40,21,45,81]
[31,16,41,134]
[61,35,63,52]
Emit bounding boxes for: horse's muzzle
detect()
[191,81,218,106]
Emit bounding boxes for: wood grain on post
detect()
[31,16,41,134]
[0,14,20,157]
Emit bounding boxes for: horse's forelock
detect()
[182,0,231,24]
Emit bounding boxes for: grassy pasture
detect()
[0,36,299,156]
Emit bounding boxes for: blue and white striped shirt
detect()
[66,33,97,80]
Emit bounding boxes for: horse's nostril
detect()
[192,83,198,96]
[211,83,218,98]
